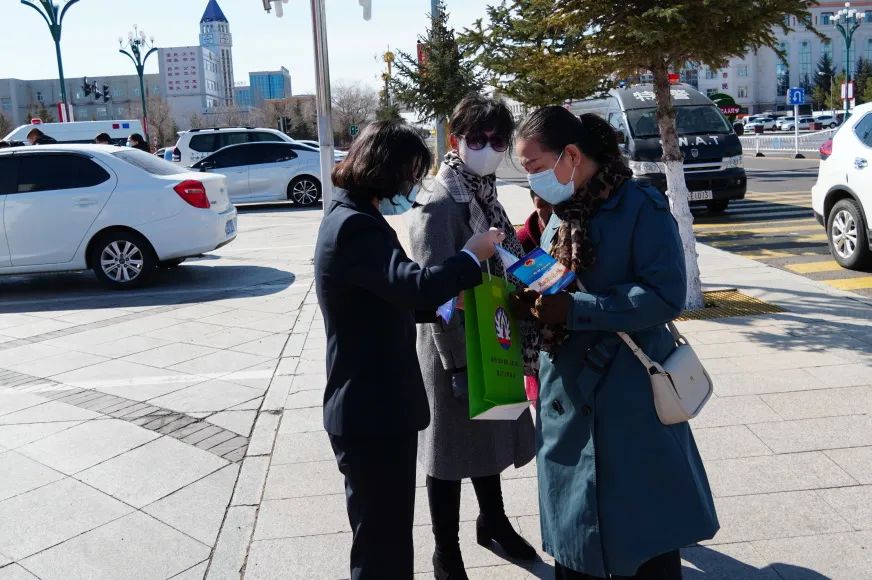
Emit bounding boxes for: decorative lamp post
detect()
[383,49,395,107]
[20,0,81,121]
[834,2,865,115]
[119,26,158,144]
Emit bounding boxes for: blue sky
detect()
[2,0,494,93]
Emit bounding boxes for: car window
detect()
[113,150,186,176]
[189,134,218,153]
[0,157,16,194]
[218,133,250,149]
[249,144,298,164]
[249,132,283,143]
[205,146,252,168]
[629,105,732,138]
[854,114,872,147]
[16,154,110,193]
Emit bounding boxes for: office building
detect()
[1,74,160,126]
[247,68,293,107]
[199,0,235,106]
[691,1,872,113]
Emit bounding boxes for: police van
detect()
[573,84,746,212]
[3,120,144,146]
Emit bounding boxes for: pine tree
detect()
[464,0,816,309]
[853,58,872,105]
[390,1,483,123]
[0,113,12,139]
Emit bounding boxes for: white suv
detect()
[812,102,872,270]
[172,127,293,166]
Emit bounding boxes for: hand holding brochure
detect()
[497,245,576,295]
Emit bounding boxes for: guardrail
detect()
[740,128,836,157]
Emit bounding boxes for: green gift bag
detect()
[464,276,529,420]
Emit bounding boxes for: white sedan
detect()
[0,144,237,289]
[192,141,325,206]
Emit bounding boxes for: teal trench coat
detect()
[536,180,719,577]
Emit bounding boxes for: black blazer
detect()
[314,190,482,436]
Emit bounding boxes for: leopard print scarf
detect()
[540,158,632,354]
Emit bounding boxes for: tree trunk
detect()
[651,63,705,310]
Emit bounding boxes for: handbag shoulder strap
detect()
[574,280,678,373]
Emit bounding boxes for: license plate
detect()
[225,219,236,236]
[688,190,714,201]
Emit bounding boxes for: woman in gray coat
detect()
[408,94,537,580]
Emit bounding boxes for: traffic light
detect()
[82,77,91,97]
[102,85,111,103]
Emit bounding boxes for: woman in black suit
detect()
[314,121,504,580]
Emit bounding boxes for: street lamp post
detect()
[119,26,158,144]
[20,0,81,121]
[834,2,865,116]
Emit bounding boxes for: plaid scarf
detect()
[540,158,632,354]
[441,152,541,375]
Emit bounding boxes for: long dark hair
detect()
[517,107,621,165]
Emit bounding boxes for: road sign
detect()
[668,73,680,85]
[349,124,359,137]
[786,87,805,106]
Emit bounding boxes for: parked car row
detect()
[743,114,841,132]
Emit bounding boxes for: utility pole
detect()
[119,26,158,144]
[21,0,81,121]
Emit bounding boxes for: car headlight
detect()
[722,155,744,169]
[628,160,664,176]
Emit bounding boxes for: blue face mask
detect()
[527,150,576,206]
[379,184,419,216]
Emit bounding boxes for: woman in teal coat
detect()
[512,108,719,579]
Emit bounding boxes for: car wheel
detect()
[827,199,872,270]
[89,231,157,289]
[287,176,322,206]
[159,258,186,269]
[830,123,837,129]
[707,200,729,213]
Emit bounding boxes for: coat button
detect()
[581,404,593,416]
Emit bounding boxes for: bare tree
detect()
[131,95,178,148]
[0,113,12,139]
[331,81,378,144]
[189,113,205,129]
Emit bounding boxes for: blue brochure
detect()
[437,296,458,323]
[505,247,576,295]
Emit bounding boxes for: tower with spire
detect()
[199,0,235,106]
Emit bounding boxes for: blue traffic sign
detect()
[786,87,805,106]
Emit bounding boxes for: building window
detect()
[134,88,141,97]
[799,40,812,86]
[96,106,107,119]
[776,42,790,97]
[866,38,872,61]
[706,88,718,97]
[737,65,749,78]
[738,86,749,98]
[36,91,44,102]
[705,67,716,80]
[865,11,872,24]
[114,88,125,98]
[0,97,11,112]
[822,39,832,61]
[821,12,833,26]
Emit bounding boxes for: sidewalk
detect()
[234,191,872,579]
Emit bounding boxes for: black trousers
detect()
[329,432,418,580]
[555,550,682,580]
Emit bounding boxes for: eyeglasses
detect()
[460,132,510,153]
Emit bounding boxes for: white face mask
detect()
[459,139,505,177]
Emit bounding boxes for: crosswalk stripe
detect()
[695,223,821,236]
[708,233,827,248]
[785,260,842,274]
[822,276,872,290]
[737,249,827,259]
[726,205,812,215]
[694,218,814,231]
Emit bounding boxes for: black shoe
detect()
[476,514,538,561]
[433,550,469,580]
